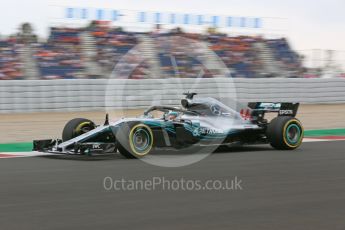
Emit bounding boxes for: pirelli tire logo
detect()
[279,110,294,116]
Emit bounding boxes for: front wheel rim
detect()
[129,124,153,156]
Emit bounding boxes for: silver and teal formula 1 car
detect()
[33,93,304,158]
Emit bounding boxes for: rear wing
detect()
[248,102,300,117]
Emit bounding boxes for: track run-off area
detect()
[0,140,344,229]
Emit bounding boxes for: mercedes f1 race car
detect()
[33,93,304,158]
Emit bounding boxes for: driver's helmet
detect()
[167,111,179,120]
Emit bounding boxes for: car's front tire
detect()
[62,118,96,142]
[267,116,304,150]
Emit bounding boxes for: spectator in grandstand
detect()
[0,38,23,80]
[88,22,139,74]
[33,27,85,79]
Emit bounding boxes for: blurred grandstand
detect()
[0,21,343,80]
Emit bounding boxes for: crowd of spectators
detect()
[266,38,302,76]
[33,27,85,79]
[154,32,265,78]
[89,22,139,73]
[206,34,263,78]
[0,38,23,80]
[110,48,150,79]
[155,34,214,78]
[0,24,313,80]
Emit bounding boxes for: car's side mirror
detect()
[181,99,189,108]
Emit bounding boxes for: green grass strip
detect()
[0,142,32,152]
[304,128,345,137]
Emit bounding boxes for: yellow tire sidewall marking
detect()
[129,124,153,156]
[75,122,92,134]
[283,119,304,148]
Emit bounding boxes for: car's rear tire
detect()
[62,118,96,142]
[267,116,304,150]
[116,123,154,159]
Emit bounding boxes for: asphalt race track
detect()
[0,141,344,230]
